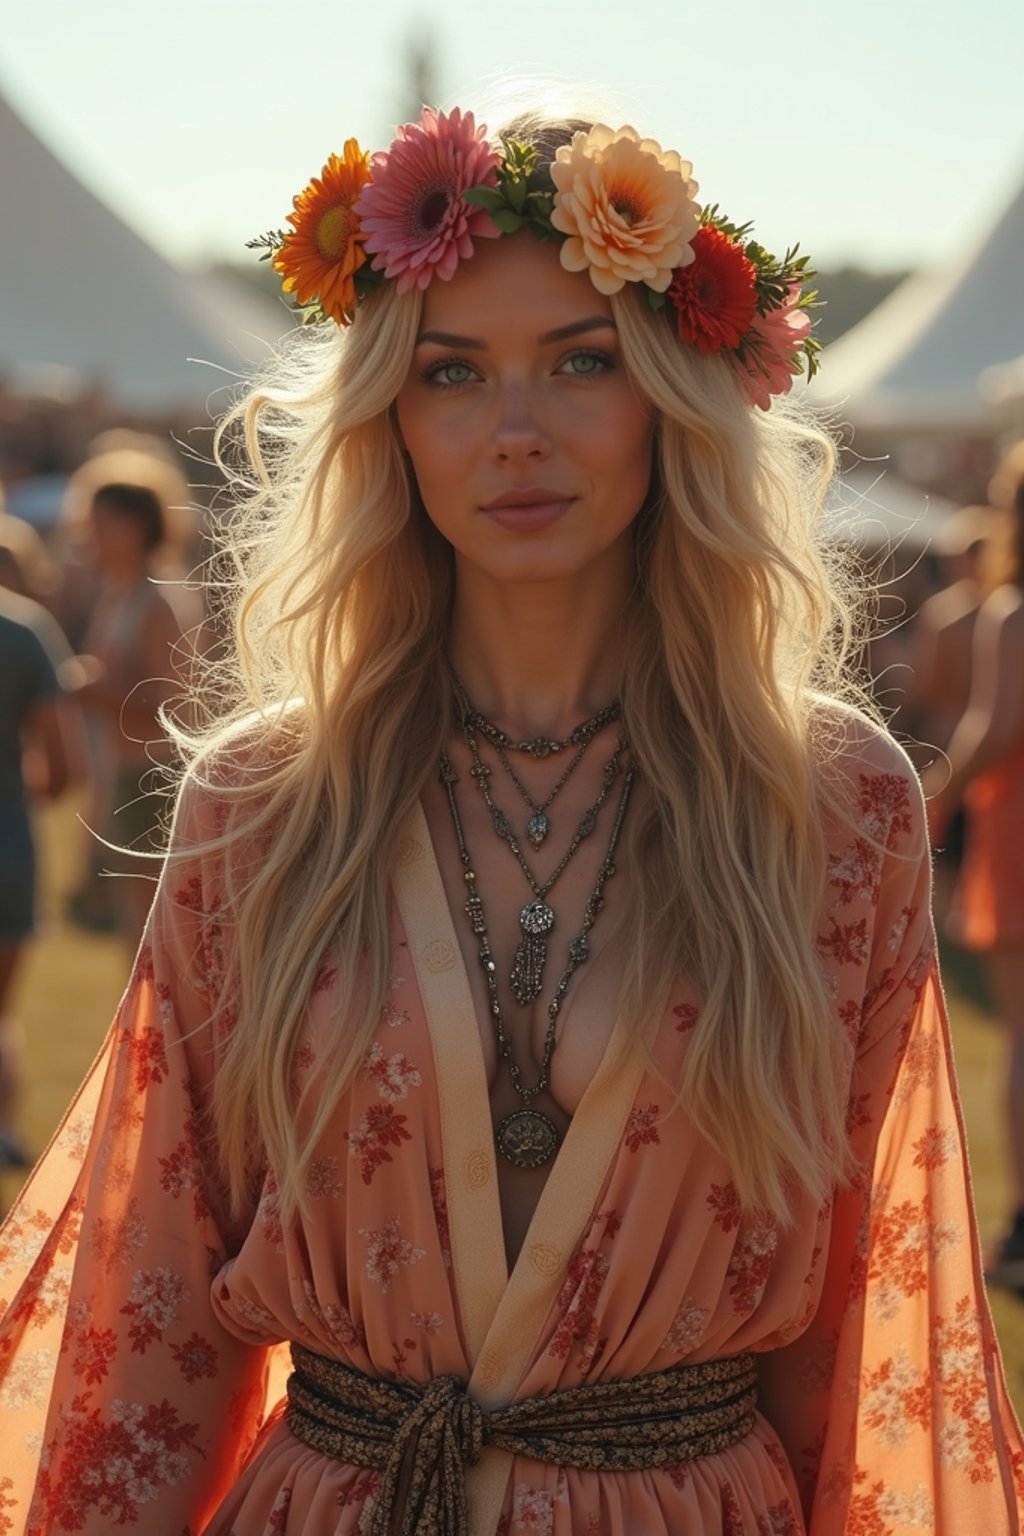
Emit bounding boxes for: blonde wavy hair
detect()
[174,104,867,1228]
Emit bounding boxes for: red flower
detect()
[668,226,758,355]
[171,1331,219,1383]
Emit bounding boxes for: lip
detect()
[482,488,574,510]
[481,488,576,533]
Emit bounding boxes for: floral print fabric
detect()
[0,717,1022,1535]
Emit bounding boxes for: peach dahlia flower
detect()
[550,124,701,296]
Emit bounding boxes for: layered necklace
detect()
[440,686,634,1169]
[464,722,626,1006]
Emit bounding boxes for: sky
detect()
[1,0,1022,276]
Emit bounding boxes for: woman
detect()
[926,466,1024,1293]
[0,102,1020,1535]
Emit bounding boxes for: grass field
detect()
[4,795,1024,1422]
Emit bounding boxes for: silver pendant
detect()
[511,900,554,1005]
[496,1108,560,1168]
[527,812,549,847]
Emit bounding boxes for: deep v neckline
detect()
[393,801,658,1367]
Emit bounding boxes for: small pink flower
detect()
[736,283,812,410]
[354,107,500,292]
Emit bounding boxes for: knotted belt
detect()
[287,1342,758,1536]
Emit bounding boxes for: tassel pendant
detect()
[511,900,555,1005]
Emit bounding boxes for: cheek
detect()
[589,404,654,498]
[395,397,468,498]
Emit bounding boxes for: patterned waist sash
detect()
[286,1342,758,1536]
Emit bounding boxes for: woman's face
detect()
[394,233,655,588]
[88,496,149,569]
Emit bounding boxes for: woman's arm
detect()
[0,773,275,1535]
[758,761,1023,1530]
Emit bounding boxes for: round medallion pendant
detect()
[519,899,555,936]
[495,1109,560,1169]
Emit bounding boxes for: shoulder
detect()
[918,581,977,630]
[0,588,71,668]
[979,582,1024,630]
[807,694,926,855]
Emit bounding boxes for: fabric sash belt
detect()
[286,1342,758,1536]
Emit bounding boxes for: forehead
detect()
[417,232,614,332]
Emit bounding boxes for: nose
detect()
[491,383,551,463]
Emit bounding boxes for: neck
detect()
[447,564,630,741]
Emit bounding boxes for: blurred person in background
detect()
[988,437,1024,519]
[71,476,186,947]
[903,504,991,924]
[926,450,1024,1293]
[0,501,85,1169]
[0,506,63,607]
[57,440,199,943]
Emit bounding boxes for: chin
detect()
[473,545,593,585]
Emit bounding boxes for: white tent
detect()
[0,88,290,410]
[811,172,1024,434]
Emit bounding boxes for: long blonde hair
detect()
[175,108,864,1227]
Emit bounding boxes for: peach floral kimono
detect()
[1,723,1022,1535]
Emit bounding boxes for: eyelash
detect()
[419,347,616,390]
[420,356,478,389]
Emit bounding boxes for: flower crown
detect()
[250,109,821,411]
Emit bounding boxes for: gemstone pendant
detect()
[495,1108,560,1168]
[527,812,549,847]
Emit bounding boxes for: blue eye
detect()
[422,358,477,388]
[558,349,613,378]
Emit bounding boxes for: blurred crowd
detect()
[0,426,207,1170]
[1,418,1023,1288]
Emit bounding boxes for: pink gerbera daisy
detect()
[354,107,501,292]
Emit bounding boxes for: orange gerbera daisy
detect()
[273,140,371,323]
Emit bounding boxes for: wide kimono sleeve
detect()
[0,774,275,1536]
[758,753,1024,1533]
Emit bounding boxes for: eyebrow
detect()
[414,316,618,350]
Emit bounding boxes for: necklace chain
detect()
[439,748,635,1168]
[464,725,625,901]
[453,673,621,761]
[463,724,625,1004]
[439,749,632,1167]
[490,734,593,847]
[452,674,621,844]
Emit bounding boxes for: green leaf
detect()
[500,137,538,177]
[490,208,524,234]
[507,177,528,213]
[645,288,668,312]
[245,229,287,253]
[354,263,386,297]
[528,216,561,242]
[464,186,507,212]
